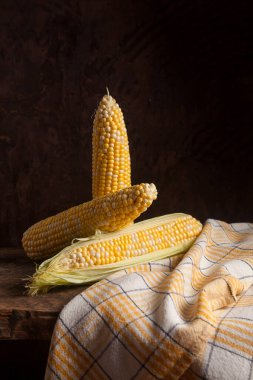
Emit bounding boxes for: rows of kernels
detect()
[22,213,78,257]
[92,94,131,198]
[61,216,201,269]
[99,183,157,231]
[22,183,157,260]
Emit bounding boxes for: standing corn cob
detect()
[22,183,157,261]
[92,91,131,198]
[28,214,202,294]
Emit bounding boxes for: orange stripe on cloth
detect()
[129,316,190,376]
[215,335,253,357]
[58,324,108,379]
[45,219,253,380]
[218,326,253,348]
[46,356,68,380]
[95,284,192,376]
[52,345,81,379]
[145,335,193,379]
[222,318,253,329]
[97,295,149,361]
[89,282,199,379]
[234,295,253,306]
[51,324,93,372]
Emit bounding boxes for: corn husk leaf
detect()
[27,213,202,295]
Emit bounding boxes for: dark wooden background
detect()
[0,1,252,379]
[1,0,253,249]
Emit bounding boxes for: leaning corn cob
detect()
[28,214,202,294]
[22,183,157,261]
[92,92,131,198]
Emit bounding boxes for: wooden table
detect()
[0,249,85,340]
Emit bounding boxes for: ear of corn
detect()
[92,93,131,198]
[28,214,202,295]
[22,183,157,261]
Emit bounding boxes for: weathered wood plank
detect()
[0,249,85,340]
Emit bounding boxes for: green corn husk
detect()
[27,213,202,295]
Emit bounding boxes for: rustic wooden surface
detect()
[0,0,252,248]
[0,248,84,340]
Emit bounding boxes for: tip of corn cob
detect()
[92,91,131,198]
[144,183,157,200]
[96,182,158,231]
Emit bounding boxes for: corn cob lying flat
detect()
[22,183,157,261]
[28,214,202,294]
[92,93,131,198]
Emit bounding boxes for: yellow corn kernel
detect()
[28,214,202,294]
[92,92,131,198]
[22,183,157,261]
[61,214,201,269]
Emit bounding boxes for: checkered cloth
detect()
[45,219,253,380]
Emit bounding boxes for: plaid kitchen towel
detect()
[181,282,253,380]
[45,219,253,380]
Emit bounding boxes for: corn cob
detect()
[92,92,131,198]
[22,183,157,261]
[28,214,202,294]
